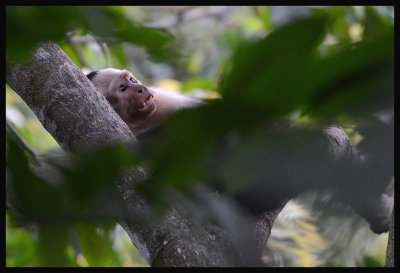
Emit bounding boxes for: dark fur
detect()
[86,71,98,81]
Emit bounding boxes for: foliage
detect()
[6,132,146,266]
[137,10,393,206]
[6,6,393,267]
[6,6,177,64]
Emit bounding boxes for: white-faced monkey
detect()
[87,68,203,136]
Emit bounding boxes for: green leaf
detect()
[109,43,128,68]
[328,6,351,45]
[305,27,394,118]
[256,6,272,31]
[357,255,383,267]
[37,224,70,266]
[55,145,138,210]
[6,132,65,220]
[98,6,178,63]
[182,78,216,92]
[6,213,38,266]
[220,17,327,117]
[75,223,120,266]
[136,15,393,214]
[6,6,88,63]
[6,6,178,64]
[363,6,392,40]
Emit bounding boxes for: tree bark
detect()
[323,126,394,235]
[385,209,394,267]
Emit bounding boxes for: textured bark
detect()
[361,193,393,234]
[6,41,280,266]
[385,210,394,267]
[6,43,135,151]
[254,205,287,253]
[323,125,393,234]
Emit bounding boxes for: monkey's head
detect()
[87,68,156,120]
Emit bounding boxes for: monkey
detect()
[85,69,393,235]
[86,68,203,136]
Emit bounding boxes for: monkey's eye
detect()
[129,77,136,84]
[119,85,127,92]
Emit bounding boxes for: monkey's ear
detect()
[86,71,99,81]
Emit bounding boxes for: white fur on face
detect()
[89,68,204,136]
[91,68,135,96]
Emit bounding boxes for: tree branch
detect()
[6,41,280,266]
[385,209,394,267]
[6,42,135,151]
[323,125,393,234]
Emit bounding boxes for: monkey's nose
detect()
[133,84,147,94]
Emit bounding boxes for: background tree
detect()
[6,6,394,267]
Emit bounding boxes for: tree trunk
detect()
[6,41,282,266]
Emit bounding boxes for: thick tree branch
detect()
[385,210,394,267]
[323,125,393,234]
[6,43,135,151]
[6,41,280,266]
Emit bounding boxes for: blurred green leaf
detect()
[217,28,248,59]
[75,223,120,266]
[56,145,137,210]
[109,43,128,68]
[256,6,272,31]
[305,26,393,118]
[328,6,351,45]
[6,6,88,62]
[7,132,65,220]
[37,224,70,266]
[220,17,327,117]
[137,122,216,212]
[6,213,38,266]
[357,255,383,267]
[98,6,178,63]
[309,7,330,19]
[6,6,178,63]
[137,13,393,215]
[363,6,392,40]
[182,78,216,92]
[61,43,84,68]
[7,129,139,221]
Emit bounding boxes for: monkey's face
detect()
[106,70,156,119]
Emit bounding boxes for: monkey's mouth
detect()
[138,95,154,112]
